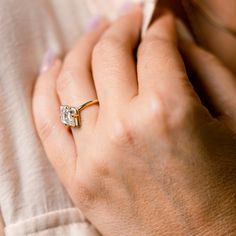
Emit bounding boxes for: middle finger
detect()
[92,5,143,109]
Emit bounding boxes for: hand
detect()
[177,24,236,133]
[33,6,236,236]
[160,0,236,74]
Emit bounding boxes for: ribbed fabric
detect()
[4,208,101,236]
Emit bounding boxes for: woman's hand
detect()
[178,28,236,133]
[33,6,236,236]
[160,0,236,74]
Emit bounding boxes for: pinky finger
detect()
[32,58,77,189]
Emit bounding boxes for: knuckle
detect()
[93,35,127,59]
[146,93,166,121]
[144,93,195,131]
[109,118,136,148]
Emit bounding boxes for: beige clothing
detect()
[0,0,156,235]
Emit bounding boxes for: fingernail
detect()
[119,1,134,15]
[176,19,194,42]
[40,49,56,74]
[86,15,101,32]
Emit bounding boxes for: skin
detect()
[160,0,236,74]
[33,6,236,236]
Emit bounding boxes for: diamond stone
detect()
[60,106,79,127]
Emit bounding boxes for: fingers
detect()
[33,60,76,189]
[138,10,199,104]
[92,5,143,109]
[57,18,109,132]
[180,40,236,129]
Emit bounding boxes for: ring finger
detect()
[57,18,109,139]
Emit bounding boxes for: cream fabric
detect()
[0,0,155,235]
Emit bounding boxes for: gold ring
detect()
[60,99,99,127]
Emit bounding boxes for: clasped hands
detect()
[33,5,236,235]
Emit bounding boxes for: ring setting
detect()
[60,99,99,127]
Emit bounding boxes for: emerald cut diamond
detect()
[60,105,80,127]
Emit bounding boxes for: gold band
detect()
[76,99,99,115]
